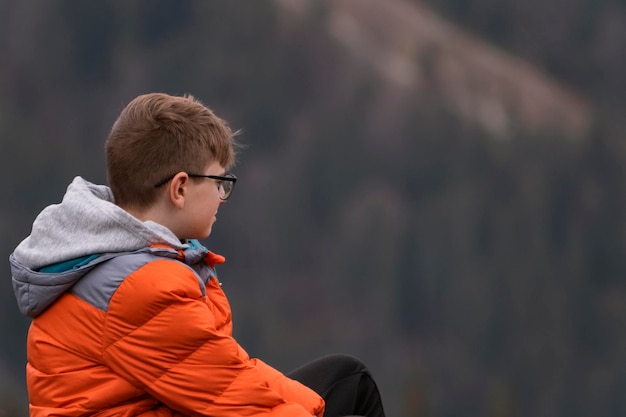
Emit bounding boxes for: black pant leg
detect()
[287,353,386,417]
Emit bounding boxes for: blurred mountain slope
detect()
[277,0,592,139]
[422,0,626,110]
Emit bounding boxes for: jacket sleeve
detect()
[101,259,323,417]
[251,358,325,417]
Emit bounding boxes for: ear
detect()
[168,172,189,209]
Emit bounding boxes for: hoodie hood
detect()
[13,176,187,270]
[10,176,193,317]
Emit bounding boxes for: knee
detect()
[322,353,370,374]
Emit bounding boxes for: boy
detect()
[10,93,385,417]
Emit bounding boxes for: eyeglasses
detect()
[189,173,237,200]
[154,173,237,201]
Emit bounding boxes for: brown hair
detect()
[105,93,236,209]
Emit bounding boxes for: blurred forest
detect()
[1,0,626,416]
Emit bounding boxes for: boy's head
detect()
[105,93,236,210]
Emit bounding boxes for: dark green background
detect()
[1,1,625,416]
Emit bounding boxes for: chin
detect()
[187,229,212,241]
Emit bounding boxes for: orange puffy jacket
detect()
[15,244,325,417]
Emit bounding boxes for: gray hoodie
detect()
[10,176,190,317]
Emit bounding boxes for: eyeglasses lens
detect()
[220,181,233,200]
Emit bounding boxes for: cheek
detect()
[210,199,221,214]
